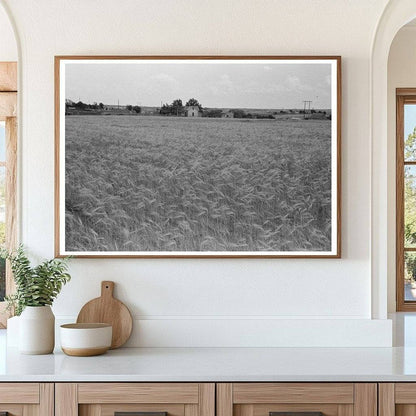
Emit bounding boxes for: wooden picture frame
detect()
[55,56,341,258]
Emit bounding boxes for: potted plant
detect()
[2,245,71,354]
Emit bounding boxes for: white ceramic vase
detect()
[6,315,20,347]
[19,306,55,354]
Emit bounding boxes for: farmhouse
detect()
[185,105,202,117]
[221,110,234,118]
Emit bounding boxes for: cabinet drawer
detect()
[217,383,376,416]
[0,383,39,404]
[78,383,200,404]
[80,403,185,416]
[56,383,215,416]
[0,383,53,416]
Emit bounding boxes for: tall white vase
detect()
[19,306,55,354]
[6,315,20,347]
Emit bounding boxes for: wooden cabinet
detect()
[217,383,377,416]
[55,383,215,416]
[0,383,53,416]
[0,381,389,416]
[379,383,416,416]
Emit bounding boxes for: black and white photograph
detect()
[55,57,341,257]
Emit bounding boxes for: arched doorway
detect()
[371,0,416,319]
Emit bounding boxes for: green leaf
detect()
[5,245,72,314]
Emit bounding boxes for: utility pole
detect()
[303,100,312,119]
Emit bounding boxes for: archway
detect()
[371,0,416,319]
[0,1,18,61]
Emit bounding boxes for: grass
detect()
[65,115,332,252]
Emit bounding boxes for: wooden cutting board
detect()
[76,281,133,349]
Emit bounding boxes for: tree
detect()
[99,102,104,109]
[171,99,184,115]
[406,253,416,281]
[405,129,416,245]
[185,98,201,109]
[132,106,141,114]
[233,109,246,118]
[203,109,222,118]
[406,126,416,161]
[126,105,133,111]
[160,103,171,115]
[404,127,416,281]
[75,101,86,110]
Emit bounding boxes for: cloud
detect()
[137,73,180,101]
[150,73,179,88]
[285,75,315,93]
[325,74,331,86]
[219,74,234,90]
[286,75,301,89]
[209,74,235,96]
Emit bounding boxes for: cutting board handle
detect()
[101,281,115,298]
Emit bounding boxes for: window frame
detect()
[0,62,17,327]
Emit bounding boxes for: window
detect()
[0,62,17,327]
[396,89,416,310]
[0,121,6,301]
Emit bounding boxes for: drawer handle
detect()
[115,412,168,416]
[270,413,324,416]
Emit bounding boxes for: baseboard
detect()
[55,317,392,347]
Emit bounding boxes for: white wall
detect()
[387,25,416,312]
[0,3,17,61]
[1,0,393,346]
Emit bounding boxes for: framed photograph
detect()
[55,56,341,258]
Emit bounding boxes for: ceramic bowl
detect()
[60,323,112,356]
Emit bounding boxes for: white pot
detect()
[6,315,20,347]
[19,306,55,354]
[60,323,112,356]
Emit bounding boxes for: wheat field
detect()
[64,115,332,252]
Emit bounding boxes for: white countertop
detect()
[1,328,416,382]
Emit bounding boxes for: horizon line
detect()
[65,99,331,111]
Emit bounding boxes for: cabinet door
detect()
[379,383,416,416]
[56,383,215,416]
[0,383,53,416]
[217,383,377,416]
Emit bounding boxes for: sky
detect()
[405,104,416,139]
[65,60,333,110]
